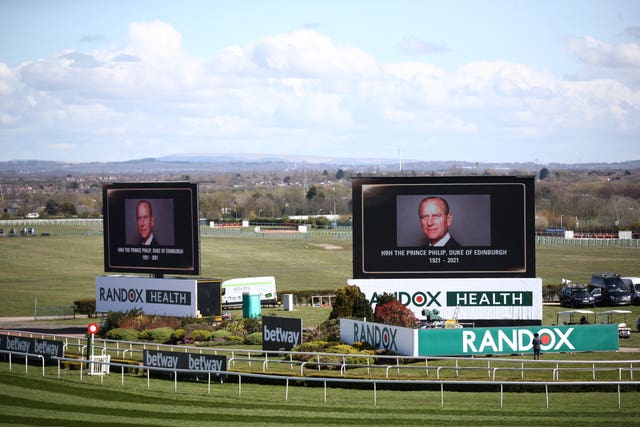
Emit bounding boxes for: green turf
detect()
[1,231,640,424]
[1,231,639,317]
[0,368,638,426]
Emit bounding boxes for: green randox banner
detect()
[418,324,619,356]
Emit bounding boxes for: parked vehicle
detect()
[596,310,632,339]
[621,277,640,305]
[221,276,277,307]
[559,283,595,307]
[589,273,631,306]
[555,309,594,326]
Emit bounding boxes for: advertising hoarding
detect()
[262,316,303,351]
[143,349,226,379]
[96,276,201,317]
[418,324,619,356]
[340,319,418,357]
[338,322,619,357]
[0,335,64,360]
[351,277,543,327]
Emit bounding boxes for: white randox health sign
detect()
[340,319,418,357]
[349,277,542,323]
[96,275,198,317]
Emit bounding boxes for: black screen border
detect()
[102,182,200,276]
[352,176,535,279]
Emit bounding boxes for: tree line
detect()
[2,166,639,233]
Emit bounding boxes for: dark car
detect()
[559,284,595,308]
[589,273,631,306]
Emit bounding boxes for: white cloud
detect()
[568,35,640,68]
[128,20,182,60]
[1,23,639,163]
[217,29,381,80]
[397,37,450,55]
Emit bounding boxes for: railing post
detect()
[545,384,549,408]
[373,382,377,406]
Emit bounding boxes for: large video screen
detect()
[352,176,535,279]
[103,182,200,275]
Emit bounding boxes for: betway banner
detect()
[96,276,197,316]
[418,324,619,356]
[0,335,64,360]
[143,349,226,378]
[350,278,542,323]
[340,319,418,357]
[262,316,303,351]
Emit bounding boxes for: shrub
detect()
[244,332,263,345]
[374,300,418,328]
[73,298,96,317]
[325,344,370,366]
[291,340,330,362]
[225,318,262,336]
[140,327,175,343]
[304,318,340,342]
[170,329,185,344]
[102,309,144,333]
[329,285,373,321]
[105,328,140,342]
[188,329,212,342]
[227,335,244,344]
[293,340,330,354]
[211,329,232,339]
[351,341,375,351]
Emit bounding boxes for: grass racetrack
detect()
[1,227,640,425]
[0,229,639,316]
[1,368,639,426]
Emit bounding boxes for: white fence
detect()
[1,349,638,409]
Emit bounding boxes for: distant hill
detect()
[0,154,638,177]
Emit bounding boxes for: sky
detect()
[0,0,639,165]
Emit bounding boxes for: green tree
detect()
[539,167,550,180]
[60,201,77,216]
[45,199,60,215]
[329,285,373,321]
[306,185,317,201]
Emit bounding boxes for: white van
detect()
[621,277,640,305]
[221,276,277,307]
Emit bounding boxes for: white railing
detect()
[3,329,640,383]
[1,352,638,409]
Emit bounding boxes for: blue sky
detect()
[1,0,639,164]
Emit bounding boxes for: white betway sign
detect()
[96,276,198,317]
[340,319,418,357]
[349,278,542,322]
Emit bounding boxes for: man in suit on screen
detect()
[136,199,160,246]
[418,196,461,248]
